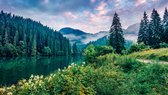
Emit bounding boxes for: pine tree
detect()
[163,8,168,24]
[148,9,162,48]
[109,12,125,54]
[14,30,19,46]
[163,8,168,43]
[72,42,78,55]
[2,28,9,45]
[138,12,149,45]
[0,11,71,56]
[31,33,37,55]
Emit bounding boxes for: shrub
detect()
[83,45,97,63]
[3,64,96,95]
[84,45,114,64]
[127,43,150,54]
[17,41,26,55]
[0,43,18,57]
[115,56,144,72]
[159,43,168,48]
[42,46,52,56]
[132,64,168,94]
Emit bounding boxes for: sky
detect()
[0,0,167,33]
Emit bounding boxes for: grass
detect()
[129,48,168,61]
[1,54,168,95]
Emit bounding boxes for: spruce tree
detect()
[0,11,71,56]
[109,12,125,54]
[138,12,149,45]
[163,8,168,43]
[72,42,78,55]
[148,9,162,48]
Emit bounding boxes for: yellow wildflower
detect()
[7,92,13,95]
[0,88,5,94]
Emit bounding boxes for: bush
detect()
[159,43,168,48]
[0,43,18,57]
[132,64,168,94]
[2,64,96,95]
[17,41,26,55]
[1,55,168,95]
[42,46,52,56]
[127,43,150,54]
[84,45,114,64]
[116,56,144,72]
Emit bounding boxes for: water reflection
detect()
[0,56,82,86]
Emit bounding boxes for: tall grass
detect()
[129,48,168,61]
[1,53,168,95]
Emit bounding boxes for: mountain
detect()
[59,28,107,45]
[0,11,71,56]
[124,23,140,41]
[59,23,139,50]
[59,27,88,36]
[125,23,140,35]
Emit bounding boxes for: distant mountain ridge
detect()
[59,27,89,36]
[59,23,139,49]
[59,28,108,44]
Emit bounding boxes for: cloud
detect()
[0,0,167,33]
[136,0,146,6]
[63,12,78,19]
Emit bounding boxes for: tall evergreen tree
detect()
[109,12,125,54]
[163,8,168,43]
[148,9,162,48]
[138,12,149,45]
[14,30,19,46]
[0,11,72,56]
[72,42,78,55]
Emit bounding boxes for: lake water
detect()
[0,56,83,86]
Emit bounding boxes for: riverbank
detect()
[1,54,168,95]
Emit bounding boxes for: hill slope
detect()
[129,48,168,61]
[0,11,71,56]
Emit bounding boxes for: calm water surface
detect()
[0,56,83,86]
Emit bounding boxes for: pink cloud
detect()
[90,0,96,3]
[63,12,78,19]
[96,1,108,16]
[136,0,146,6]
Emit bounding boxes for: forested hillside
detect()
[0,11,71,57]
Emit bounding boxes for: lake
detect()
[0,56,83,86]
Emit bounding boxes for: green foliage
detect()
[0,43,18,57]
[138,12,149,45]
[109,12,125,54]
[138,9,168,48]
[83,45,96,63]
[2,64,96,95]
[17,41,26,55]
[163,8,168,43]
[127,43,150,54]
[131,64,168,94]
[1,53,168,95]
[42,46,52,56]
[115,56,144,72]
[129,48,168,61]
[72,42,78,55]
[138,8,168,48]
[159,43,168,48]
[0,11,71,56]
[84,45,114,63]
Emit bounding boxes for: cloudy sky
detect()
[0,0,167,33]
